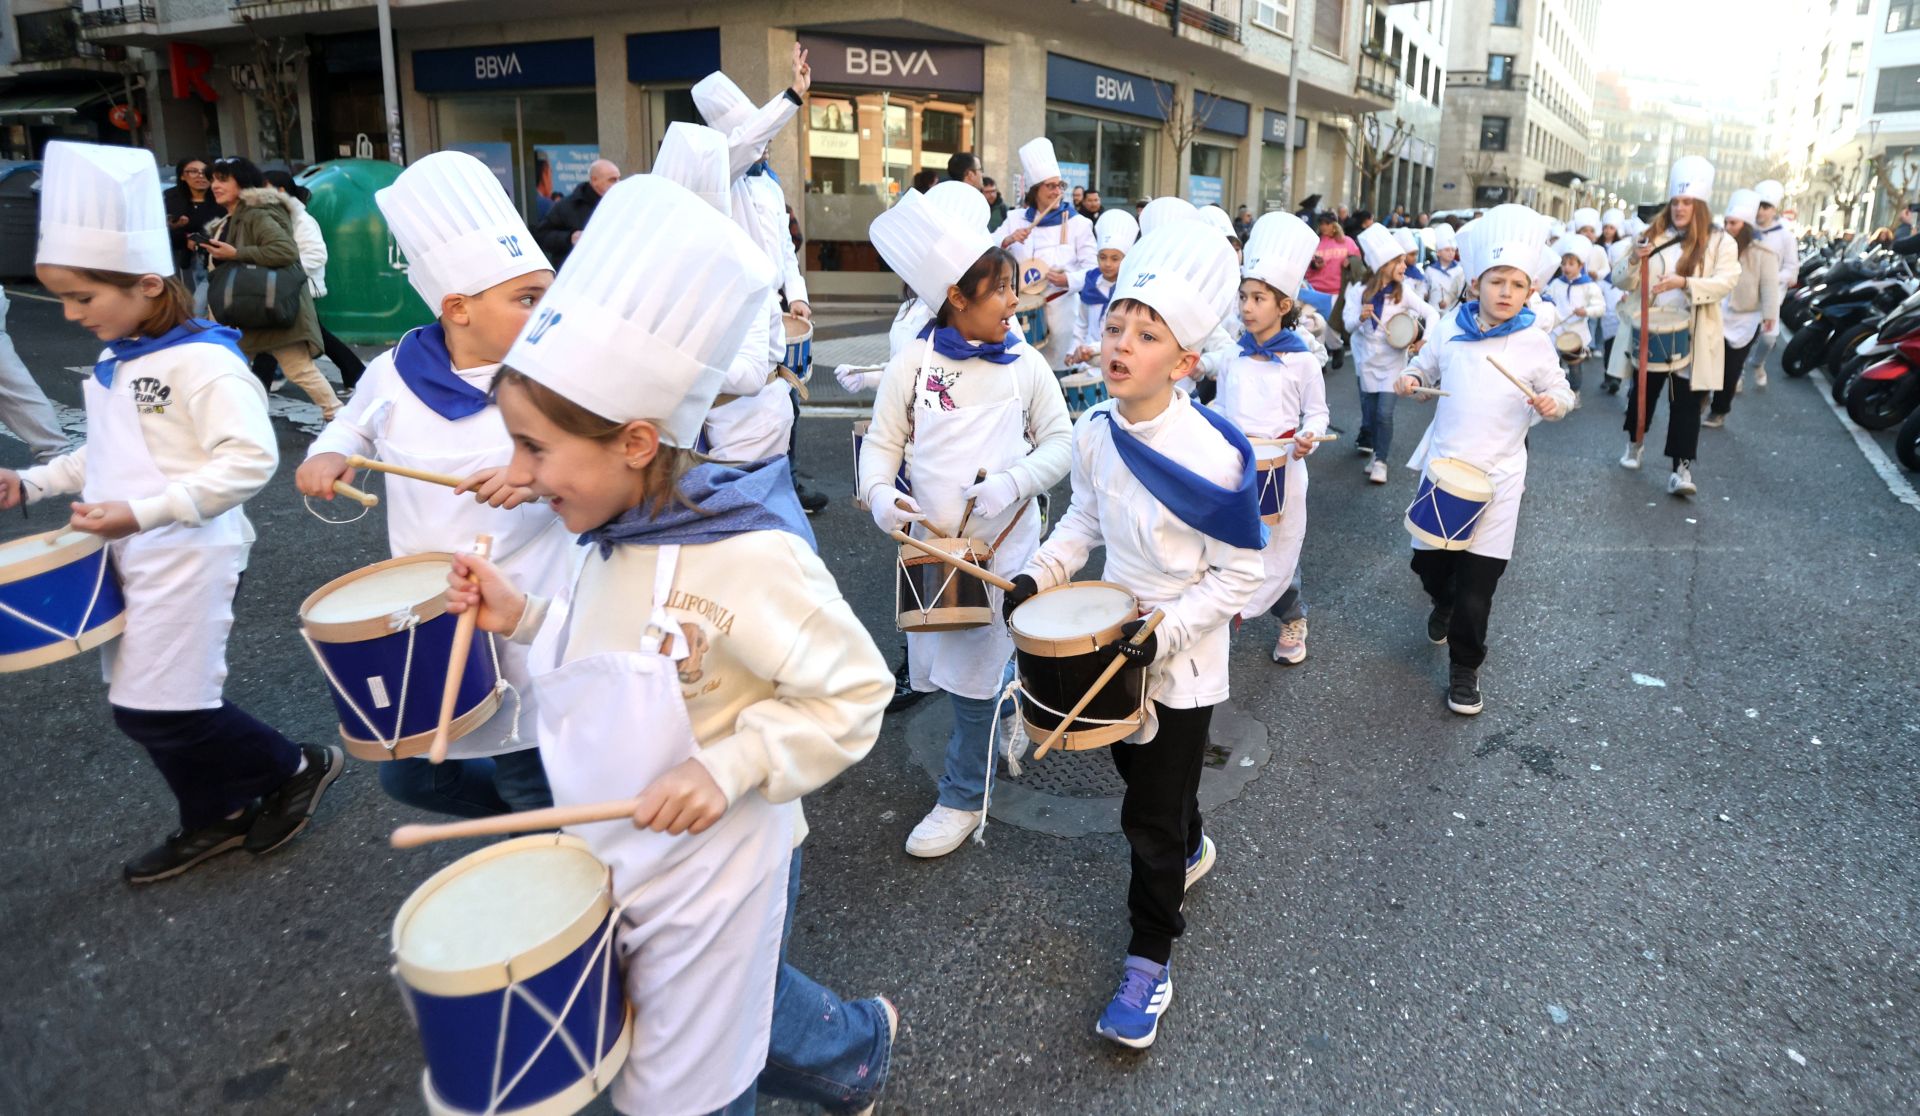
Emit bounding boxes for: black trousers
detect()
[1410,549,1509,669]
[112,702,302,830]
[1109,702,1211,965]
[251,326,367,392]
[1709,339,1754,416]
[1622,369,1703,465]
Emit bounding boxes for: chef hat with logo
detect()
[1096,208,1140,253]
[1600,208,1626,234]
[1018,137,1063,187]
[1432,223,1457,252]
[1459,203,1550,281]
[1391,227,1420,256]
[378,150,551,313]
[1357,224,1403,272]
[502,175,773,448]
[1241,211,1318,296]
[691,71,754,135]
[1552,233,1595,265]
[1571,208,1600,234]
[650,122,732,215]
[1724,188,1760,226]
[1139,195,1199,236]
[1110,219,1240,350]
[1198,204,1238,242]
[870,186,998,312]
[1754,179,1786,208]
[1668,155,1715,203]
[36,141,172,276]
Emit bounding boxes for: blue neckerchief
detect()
[1025,201,1074,228]
[578,457,815,557]
[1237,329,1309,358]
[1079,268,1111,308]
[1405,264,1427,282]
[394,324,491,421]
[1430,259,1459,274]
[94,319,244,388]
[1094,401,1267,550]
[1369,282,1402,321]
[1296,286,1335,318]
[1452,300,1537,342]
[744,160,779,183]
[1551,273,1593,288]
[916,322,1021,365]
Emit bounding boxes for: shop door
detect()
[434,91,598,223]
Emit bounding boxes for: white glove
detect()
[834,364,882,393]
[962,471,1022,520]
[869,487,926,534]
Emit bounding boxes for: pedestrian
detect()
[1233,204,1254,241]
[1897,203,1915,241]
[1216,211,1328,666]
[861,186,1073,859]
[1746,179,1798,389]
[1071,184,1086,210]
[445,173,896,1116]
[1004,218,1264,1049]
[946,150,982,188]
[1609,156,1740,497]
[1344,223,1438,484]
[912,168,940,193]
[162,156,221,288]
[2,142,340,883]
[1296,193,1322,222]
[253,170,368,395]
[1080,188,1104,220]
[295,150,565,819]
[982,175,1009,230]
[201,156,341,420]
[1542,233,1603,398]
[1395,203,1572,717]
[1066,209,1138,367]
[993,137,1096,371]
[531,158,619,269]
[0,284,68,463]
[1704,189,1779,430]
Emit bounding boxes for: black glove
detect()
[1106,617,1159,666]
[1001,574,1039,623]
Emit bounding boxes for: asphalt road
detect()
[1,289,1916,1116]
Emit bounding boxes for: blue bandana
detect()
[1079,268,1111,308]
[1369,282,1402,321]
[578,457,815,557]
[1405,264,1427,283]
[394,324,491,421]
[917,322,1021,365]
[1550,272,1594,287]
[1452,300,1537,342]
[1237,329,1310,359]
[744,160,778,183]
[1429,259,1459,274]
[1025,201,1074,228]
[1295,286,1335,318]
[94,320,244,389]
[1095,402,1267,550]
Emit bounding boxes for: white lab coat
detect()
[1343,282,1439,392]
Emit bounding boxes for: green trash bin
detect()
[296,159,433,345]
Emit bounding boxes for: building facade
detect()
[1347,0,1452,220]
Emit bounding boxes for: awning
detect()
[0,90,110,118]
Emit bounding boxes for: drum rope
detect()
[484,631,524,747]
[973,672,1021,846]
[298,607,423,754]
[474,910,620,1114]
[1411,484,1490,544]
[302,491,371,525]
[0,541,112,645]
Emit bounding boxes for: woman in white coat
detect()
[993,137,1096,370]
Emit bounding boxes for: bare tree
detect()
[1869,148,1920,227]
[1813,157,1869,231]
[235,27,308,165]
[1152,78,1224,181]
[1340,114,1412,212]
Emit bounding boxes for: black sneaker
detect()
[1447,665,1483,716]
[244,744,344,855]
[124,805,261,884]
[1427,606,1452,645]
[885,658,927,714]
[795,482,830,516]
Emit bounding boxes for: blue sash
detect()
[1237,329,1309,358]
[1452,301,1536,342]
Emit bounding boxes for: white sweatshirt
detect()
[1343,280,1439,393]
[287,197,329,299]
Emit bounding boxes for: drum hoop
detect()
[1009,580,1137,656]
[896,538,993,628]
[338,690,503,762]
[300,552,461,642]
[1013,676,1145,750]
[0,609,124,672]
[782,313,813,345]
[1426,457,1494,500]
[0,528,107,586]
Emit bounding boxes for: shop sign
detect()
[1058,161,1091,193]
[169,43,218,102]
[1045,55,1168,120]
[1261,110,1307,148]
[626,29,720,84]
[1189,175,1223,208]
[413,38,595,94]
[798,33,983,93]
[1195,92,1249,137]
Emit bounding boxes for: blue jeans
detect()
[759,849,892,1112]
[1268,566,1306,623]
[935,660,1018,811]
[377,747,553,818]
[1357,388,1397,462]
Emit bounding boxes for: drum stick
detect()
[331,480,379,507]
[1483,355,1538,401]
[430,534,492,764]
[391,797,640,848]
[955,468,988,539]
[346,454,464,489]
[1251,433,1341,446]
[889,529,1018,591]
[1408,385,1451,398]
[1032,610,1165,761]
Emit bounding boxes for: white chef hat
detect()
[1391,227,1419,255]
[1241,211,1318,296]
[1357,224,1402,272]
[1601,208,1626,233]
[1529,244,1562,288]
[502,175,774,448]
[923,179,991,231]
[1668,156,1715,202]
[1018,137,1063,187]
[1110,219,1239,350]
[650,122,732,214]
[378,150,551,313]
[1571,208,1600,234]
[1724,188,1760,226]
[1552,233,1594,263]
[1095,208,1139,253]
[36,141,172,276]
[1754,179,1785,208]
[1626,215,1648,237]
[691,71,754,135]
[1198,204,1238,242]
[1459,203,1549,281]
[1139,196,1199,236]
[870,186,997,312]
[1432,223,1457,252]
[1548,219,1566,241]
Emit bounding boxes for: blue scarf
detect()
[1405,264,1427,283]
[744,160,778,183]
[394,324,491,421]
[1550,272,1593,287]
[1429,259,1459,275]
[1025,201,1074,228]
[917,322,1021,365]
[1096,401,1267,550]
[1237,329,1310,359]
[1369,282,1402,321]
[94,320,244,388]
[1452,300,1537,342]
[1295,286,1335,318]
[1078,268,1111,308]
[577,457,815,557]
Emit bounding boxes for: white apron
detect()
[704,381,794,465]
[1213,363,1311,619]
[82,372,251,711]
[1012,217,1079,369]
[903,339,1040,701]
[532,545,792,1116]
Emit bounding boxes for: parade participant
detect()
[446,173,895,1116]
[1139,195,1198,236]
[1747,179,1798,389]
[1609,156,1741,497]
[0,285,68,464]
[1394,204,1572,716]
[1594,209,1628,390]
[1308,211,1358,369]
[296,150,565,818]
[1393,227,1429,301]
[1705,189,1779,430]
[0,142,339,882]
[1215,212,1328,665]
[1199,204,1242,256]
[1344,223,1437,484]
[1066,209,1140,366]
[875,182,1035,371]
[1526,245,1564,333]
[994,137,1096,370]
[861,187,1073,858]
[1425,224,1466,311]
[1543,233,1604,398]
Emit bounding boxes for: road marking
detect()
[1812,370,1920,513]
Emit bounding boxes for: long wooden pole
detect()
[392,797,639,848]
[1636,251,1651,443]
[889,530,1017,591]
[1031,610,1165,761]
[429,534,492,764]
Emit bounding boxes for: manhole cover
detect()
[1006,744,1127,798]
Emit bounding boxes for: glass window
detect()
[1848,41,1865,76]
[1488,54,1515,88]
[1313,0,1345,52]
[1492,0,1519,26]
[1045,108,1159,208]
[1479,115,1509,151]
[433,90,598,221]
[1189,142,1235,209]
[1253,0,1291,33]
[800,90,979,273]
[1875,64,1920,112]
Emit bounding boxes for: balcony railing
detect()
[16,5,104,62]
[1134,0,1244,43]
[77,3,157,29]
[1355,51,1398,101]
[1448,69,1532,93]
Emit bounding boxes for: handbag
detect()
[204,212,305,331]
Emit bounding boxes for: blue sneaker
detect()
[1184,834,1216,891]
[1095,956,1172,1048]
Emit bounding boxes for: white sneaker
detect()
[1184,834,1217,891]
[1367,459,1388,484]
[1667,461,1696,497]
[905,804,981,858]
[1756,366,1769,389]
[1272,618,1308,664]
[1619,440,1644,470]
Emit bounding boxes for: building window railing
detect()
[17,5,103,62]
[1133,0,1244,43]
[77,3,157,29]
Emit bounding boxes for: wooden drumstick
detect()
[1484,355,1538,401]
[1032,610,1165,761]
[392,797,640,848]
[1251,433,1341,446]
[955,468,988,539]
[889,529,1018,591]
[430,534,492,764]
[1408,385,1451,397]
[331,480,379,507]
[346,454,464,489]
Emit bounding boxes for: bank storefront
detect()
[1257,110,1309,212]
[1043,54,1163,207]
[1189,93,1248,211]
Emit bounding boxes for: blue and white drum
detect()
[1255,445,1287,526]
[1404,457,1494,551]
[393,833,633,1116]
[780,313,813,384]
[0,528,126,672]
[1058,370,1108,414]
[1622,304,1692,372]
[1014,292,1049,349]
[851,419,911,510]
[299,554,503,762]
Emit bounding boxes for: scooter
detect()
[1844,340,1920,430]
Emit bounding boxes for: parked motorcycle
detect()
[1844,344,1920,430]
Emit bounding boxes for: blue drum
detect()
[393,833,633,1116]
[1623,305,1693,372]
[851,419,910,510]
[0,529,126,672]
[1014,292,1049,348]
[1255,445,1287,526]
[1058,370,1108,413]
[1404,458,1494,551]
[299,554,503,762]
[781,313,813,382]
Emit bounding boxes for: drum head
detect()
[1015,291,1049,314]
[1554,332,1583,355]
[1623,303,1689,332]
[395,835,607,976]
[1018,263,1050,296]
[1427,457,1495,499]
[305,557,452,625]
[1011,583,1134,641]
[1255,444,1287,471]
[1383,314,1422,348]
